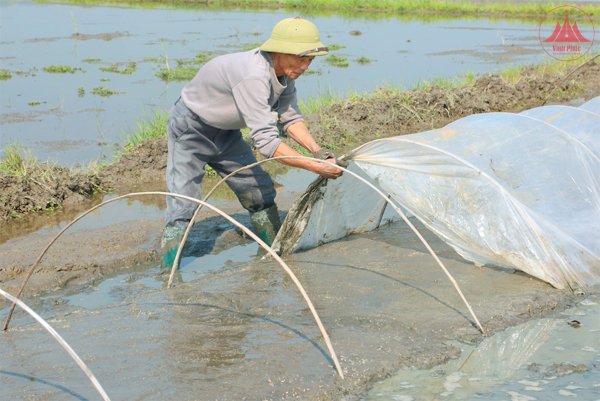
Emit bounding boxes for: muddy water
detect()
[0,213,586,399]
[367,296,600,401]
[2,0,592,164]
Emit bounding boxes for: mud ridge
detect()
[1,59,598,223]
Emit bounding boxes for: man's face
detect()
[279,54,315,79]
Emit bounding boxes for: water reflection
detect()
[367,296,600,400]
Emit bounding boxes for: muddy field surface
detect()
[2,60,599,223]
[1,217,584,400]
[0,193,299,306]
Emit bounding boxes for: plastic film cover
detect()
[273,98,600,290]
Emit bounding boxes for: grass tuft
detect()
[121,109,169,148]
[0,70,12,80]
[356,56,373,64]
[91,86,125,97]
[324,54,349,68]
[99,62,137,75]
[82,58,102,62]
[0,141,38,176]
[28,101,41,106]
[156,65,200,81]
[328,44,346,51]
[43,65,84,74]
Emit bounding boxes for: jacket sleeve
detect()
[232,77,282,158]
[276,80,304,133]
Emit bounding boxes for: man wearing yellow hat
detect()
[162,17,344,270]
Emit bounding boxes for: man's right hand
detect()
[313,158,343,179]
[272,142,343,179]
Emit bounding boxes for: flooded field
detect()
[368,296,600,400]
[1,0,586,164]
[1,210,591,400]
[2,1,600,399]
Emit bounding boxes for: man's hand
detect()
[313,148,350,168]
[272,142,343,179]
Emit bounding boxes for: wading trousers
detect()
[165,99,277,228]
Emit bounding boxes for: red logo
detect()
[539,5,595,61]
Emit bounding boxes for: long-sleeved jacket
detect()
[181,49,303,158]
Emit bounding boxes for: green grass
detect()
[99,62,137,75]
[328,44,346,51]
[356,56,373,64]
[144,56,166,62]
[304,69,323,76]
[0,141,38,176]
[28,101,41,106]
[83,57,102,62]
[43,65,84,74]
[91,86,124,97]
[324,54,349,68]
[239,43,262,51]
[121,109,169,148]
[100,78,111,82]
[32,0,600,18]
[156,65,200,81]
[0,70,12,80]
[78,87,85,97]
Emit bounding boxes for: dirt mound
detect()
[0,166,103,223]
[98,136,169,187]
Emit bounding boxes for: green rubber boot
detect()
[161,226,186,270]
[249,204,282,247]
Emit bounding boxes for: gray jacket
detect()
[181,49,304,158]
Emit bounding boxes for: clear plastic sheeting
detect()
[273,97,600,290]
[272,164,388,255]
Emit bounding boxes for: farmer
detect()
[161,17,345,270]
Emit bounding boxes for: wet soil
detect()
[2,59,599,224]
[1,217,585,400]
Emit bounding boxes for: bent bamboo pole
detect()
[0,287,111,401]
[2,192,344,379]
[170,156,486,335]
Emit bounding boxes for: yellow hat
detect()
[260,18,329,57]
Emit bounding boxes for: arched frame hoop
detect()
[170,156,485,335]
[0,288,111,401]
[2,192,344,379]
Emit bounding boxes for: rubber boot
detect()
[161,226,186,270]
[249,204,282,247]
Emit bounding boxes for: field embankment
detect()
[1,56,599,223]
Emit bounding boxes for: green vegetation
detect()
[99,62,137,75]
[83,57,102,62]
[33,0,600,18]
[0,70,12,80]
[121,109,168,148]
[100,78,111,82]
[91,86,124,97]
[156,65,200,82]
[78,87,85,97]
[144,56,166,62]
[356,56,374,64]
[304,69,323,76]
[0,141,38,176]
[43,65,84,74]
[156,52,213,82]
[328,44,346,51]
[239,43,262,51]
[324,54,349,68]
[28,101,41,106]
